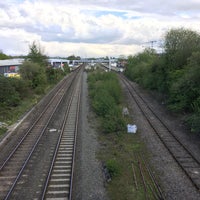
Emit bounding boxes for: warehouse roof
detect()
[0,59,24,67]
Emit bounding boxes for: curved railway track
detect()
[0,66,83,199]
[119,74,200,192]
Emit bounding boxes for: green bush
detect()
[88,71,125,133]
[106,159,121,178]
[88,72,122,103]
[92,90,116,117]
[46,68,67,84]
[0,127,7,136]
[124,48,158,89]
[19,61,47,90]
[103,79,122,104]
[9,78,30,99]
[102,106,126,133]
[124,28,200,134]
[168,52,200,113]
[0,76,20,106]
[186,113,200,133]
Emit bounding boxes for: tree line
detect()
[0,42,70,127]
[0,50,12,60]
[124,28,200,133]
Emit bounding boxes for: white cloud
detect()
[0,27,41,55]
[42,41,142,58]
[0,0,200,57]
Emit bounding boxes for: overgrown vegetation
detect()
[125,28,200,133]
[0,42,70,135]
[88,70,157,199]
[88,71,126,133]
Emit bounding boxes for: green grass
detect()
[98,131,151,200]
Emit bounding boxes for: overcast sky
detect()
[0,0,200,58]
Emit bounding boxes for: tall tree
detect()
[67,55,81,60]
[164,28,200,70]
[26,41,48,67]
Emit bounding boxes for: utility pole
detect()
[149,40,157,49]
[142,40,157,50]
[109,56,111,71]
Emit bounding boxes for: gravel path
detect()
[120,79,200,200]
[73,72,109,200]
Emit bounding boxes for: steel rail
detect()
[120,74,200,191]
[137,155,148,200]
[137,152,165,200]
[41,74,78,199]
[41,86,75,200]
[3,70,81,200]
[0,74,73,171]
[41,67,82,199]
[0,68,82,199]
[120,74,200,165]
[69,70,82,200]
[131,162,138,190]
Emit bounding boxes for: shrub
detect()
[102,106,126,133]
[9,77,30,99]
[124,29,200,134]
[0,76,20,106]
[106,159,121,178]
[92,90,116,117]
[168,52,200,113]
[0,127,7,136]
[186,113,200,133]
[46,68,67,84]
[102,79,122,104]
[88,71,126,133]
[19,61,47,90]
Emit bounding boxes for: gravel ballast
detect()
[120,79,200,200]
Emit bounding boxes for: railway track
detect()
[120,74,200,192]
[41,67,82,199]
[132,153,165,200]
[0,66,83,199]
